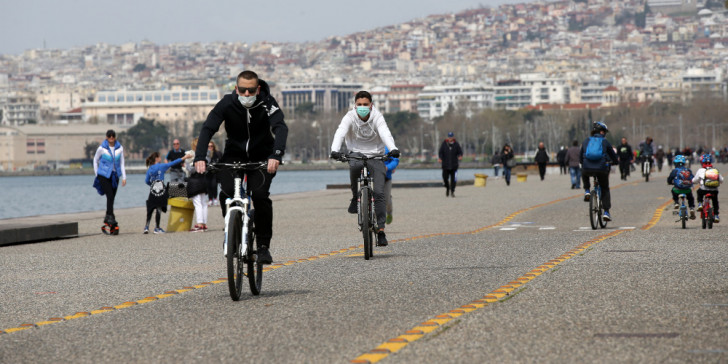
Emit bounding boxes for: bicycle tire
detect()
[589,189,599,230]
[361,187,373,260]
[246,210,262,295]
[227,210,244,301]
[702,210,707,229]
[598,196,607,228]
[681,208,686,229]
[708,207,714,229]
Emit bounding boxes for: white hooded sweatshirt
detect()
[331,106,397,157]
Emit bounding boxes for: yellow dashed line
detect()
[351,229,628,363]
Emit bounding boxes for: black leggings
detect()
[218,168,275,246]
[145,207,162,228]
[671,190,695,209]
[697,189,719,215]
[442,169,457,192]
[97,175,118,217]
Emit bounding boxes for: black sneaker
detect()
[257,246,273,264]
[348,198,357,214]
[377,231,388,247]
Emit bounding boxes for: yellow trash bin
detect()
[516,173,528,182]
[474,173,488,187]
[167,197,194,232]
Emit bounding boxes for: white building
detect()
[279,83,362,114]
[1,92,41,126]
[417,84,494,120]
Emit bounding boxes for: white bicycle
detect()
[208,162,268,300]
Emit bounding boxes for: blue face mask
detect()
[356,106,370,118]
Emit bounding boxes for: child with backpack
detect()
[667,154,696,219]
[693,154,723,223]
[144,151,191,234]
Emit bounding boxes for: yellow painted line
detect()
[642,198,678,230]
[351,228,629,363]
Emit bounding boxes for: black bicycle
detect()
[334,153,389,260]
[588,175,608,230]
[208,162,268,300]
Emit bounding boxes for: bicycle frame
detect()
[223,174,251,257]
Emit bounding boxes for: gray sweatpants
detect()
[349,157,387,229]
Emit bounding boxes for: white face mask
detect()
[238,95,256,108]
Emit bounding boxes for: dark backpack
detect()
[673,167,693,189]
[584,137,604,161]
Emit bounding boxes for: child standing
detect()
[144,151,191,234]
[693,154,723,223]
[667,155,696,219]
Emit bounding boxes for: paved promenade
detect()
[1,170,726,363]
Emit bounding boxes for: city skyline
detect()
[0,0,527,55]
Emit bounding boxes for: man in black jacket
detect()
[438,132,463,197]
[194,70,288,264]
[534,142,549,180]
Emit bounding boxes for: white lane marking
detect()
[500,228,517,231]
[539,227,556,230]
[617,227,636,230]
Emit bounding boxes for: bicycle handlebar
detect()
[334,154,389,162]
[208,161,270,173]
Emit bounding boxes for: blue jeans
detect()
[503,167,512,185]
[569,167,581,188]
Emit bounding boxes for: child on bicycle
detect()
[667,155,696,219]
[330,90,400,246]
[693,154,723,223]
[144,151,191,234]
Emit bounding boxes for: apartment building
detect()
[82,89,221,127]
[371,84,425,114]
[1,92,41,126]
[681,68,725,99]
[279,83,362,114]
[417,84,494,120]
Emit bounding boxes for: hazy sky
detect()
[0,0,528,55]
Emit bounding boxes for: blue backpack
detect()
[584,137,604,161]
[673,167,694,189]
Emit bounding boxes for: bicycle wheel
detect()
[598,197,607,228]
[227,210,244,301]
[702,210,707,229]
[589,189,599,230]
[681,208,686,229]
[247,210,262,295]
[361,187,373,260]
[708,207,714,229]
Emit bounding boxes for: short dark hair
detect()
[572,140,578,146]
[106,129,116,138]
[237,70,259,84]
[355,91,372,102]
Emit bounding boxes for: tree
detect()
[133,63,147,72]
[84,141,100,160]
[118,118,169,157]
[383,111,420,139]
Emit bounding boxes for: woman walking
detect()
[206,141,222,206]
[501,144,515,186]
[186,138,209,232]
[144,151,191,234]
[93,129,127,234]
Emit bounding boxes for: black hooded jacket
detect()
[195,79,288,163]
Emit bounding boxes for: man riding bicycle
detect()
[638,137,655,172]
[194,70,288,265]
[330,91,400,247]
[580,121,619,221]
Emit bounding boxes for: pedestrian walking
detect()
[617,137,634,180]
[206,141,222,206]
[438,132,463,197]
[557,146,567,175]
[491,151,501,178]
[563,140,581,189]
[186,138,209,232]
[501,144,515,186]
[534,142,549,181]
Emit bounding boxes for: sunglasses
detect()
[237,86,258,94]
